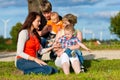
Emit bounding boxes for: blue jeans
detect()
[37,37,47,59]
[75,50,84,65]
[64,48,84,65]
[16,58,58,75]
[41,37,47,48]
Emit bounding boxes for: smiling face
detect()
[51,12,59,23]
[51,15,59,23]
[32,15,41,30]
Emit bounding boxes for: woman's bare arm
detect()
[77,30,83,42]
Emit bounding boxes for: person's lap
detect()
[55,53,79,67]
[16,58,58,74]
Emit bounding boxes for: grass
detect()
[0,43,16,52]
[83,41,120,50]
[0,60,120,80]
[0,40,120,51]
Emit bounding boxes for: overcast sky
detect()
[0,0,120,40]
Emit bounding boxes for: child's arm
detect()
[78,42,91,52]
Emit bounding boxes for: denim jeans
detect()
[37,37,47,59]
[16,58,58,75]
[41,37,47,48]
[64,48,84,65]
[75,50,84,65]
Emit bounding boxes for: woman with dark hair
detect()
[15,12,58,75]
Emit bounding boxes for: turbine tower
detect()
[1,19,10,39]
[100,31,103,41]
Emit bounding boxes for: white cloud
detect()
[72,0,85,2]
[0,1,15,7]
[72,0,99,3]
[0,7,27,17]
[94,11,119,18]
[0,0,27,8]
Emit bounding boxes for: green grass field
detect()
[0,60,120,80]
[0,39,120,80]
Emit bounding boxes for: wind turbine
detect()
[100,31,103,41]
[92,33,95,39]
[1,19,11,39]
[83,27,93,39]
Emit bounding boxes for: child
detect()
[56,24,91,57]
[46,12,63,47]
[54,24,91,74]
[47,12,63,35]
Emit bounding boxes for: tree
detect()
[9,0,47,43]
[10,22,22,43]
[109,12,120,38]
[28,0,47,13]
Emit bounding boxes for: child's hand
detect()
[53,42,61,48]
[87,49,91,53]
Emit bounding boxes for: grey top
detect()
[16,30,29,59]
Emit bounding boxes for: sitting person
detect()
[46,12,63,47]
[37,1,62,60]
[54,14,84,74]
[56,24,91,56]
[53,24,91,74]
[15,12,58,75]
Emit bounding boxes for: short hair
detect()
[40,1,52,13]
[51,12,59,18]
[63,14,77,26]
[64,24,75,33]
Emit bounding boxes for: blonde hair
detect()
[63,14,77,26]
[51,12,59,17]
[64,24,75,33]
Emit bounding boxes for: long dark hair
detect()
[18,12,41,43]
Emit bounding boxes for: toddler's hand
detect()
[87,49,92,53]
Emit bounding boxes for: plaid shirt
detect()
[58,36,81,48]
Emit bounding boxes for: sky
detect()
[0,0,120,40]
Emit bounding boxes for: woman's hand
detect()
[34,58,47,65]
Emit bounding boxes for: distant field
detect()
[0,39,120,51]
[83,40,120,50]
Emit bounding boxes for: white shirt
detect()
[16,30,29,59]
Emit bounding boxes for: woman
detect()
[15,12,58,75]
[54,14,84,74]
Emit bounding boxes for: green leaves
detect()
[110,12,120,38]
[10,22,22,43]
